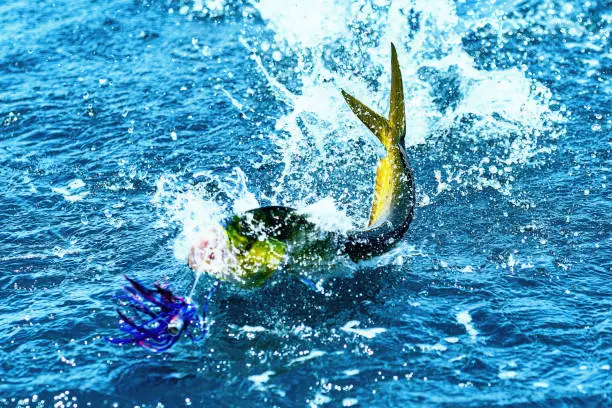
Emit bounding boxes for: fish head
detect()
[188,224,239,281]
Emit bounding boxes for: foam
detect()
[163,0,559,271]
[341,320,387,339]
[240,0,559,206]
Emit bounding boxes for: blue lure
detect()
[107,275,218,352]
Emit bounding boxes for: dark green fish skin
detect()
[223,206,343,287]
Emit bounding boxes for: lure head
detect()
[187,220,287,288]
[167,314,185,335]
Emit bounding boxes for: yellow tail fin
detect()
[341,43,405,148]
[342,43,408,227]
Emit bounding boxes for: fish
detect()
[108,43,415,351]
[187,42,415,284]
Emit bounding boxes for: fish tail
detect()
[341,43,405,149]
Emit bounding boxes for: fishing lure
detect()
[107,275,217,352]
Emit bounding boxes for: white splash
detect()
[341,321,386,339]
[299,197,355,233]
[257,0,349,47]
[457,310,478,340]
[165,0,560,273]
[239,325,267,333]
[243,0,559,207]
[151,169,258,265]
[248,370,275,385]
[342,398,359,407]
[533,381,549,388]
[343,369,360,377]
[417,343,448,352]
[499,371,517,379]
[288,349,327,365]
[51,179,89,202]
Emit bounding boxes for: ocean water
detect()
[0,0,610,406]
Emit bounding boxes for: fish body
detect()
[192,43,415,287]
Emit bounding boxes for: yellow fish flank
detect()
[341,43,411,230]
[369,144,406,226]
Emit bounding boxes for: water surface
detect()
[0,0,610,406]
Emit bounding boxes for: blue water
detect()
[1,0,610,406]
